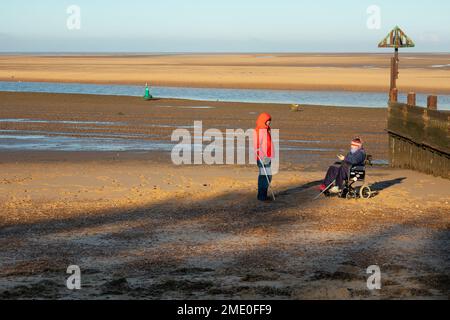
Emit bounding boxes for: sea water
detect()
[1,81,449,110]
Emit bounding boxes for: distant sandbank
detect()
[1,53,449,94]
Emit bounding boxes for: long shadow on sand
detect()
[0,179,322,236]
[370,177,407,192]
[0,176,448,299]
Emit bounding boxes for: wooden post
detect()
[390,88,398,103]
[380,27,415,102]
[394,48,399,80]
[407,92,416,106]
[427,95,437,110]
[390,48,400,92]
[390,57,397,91]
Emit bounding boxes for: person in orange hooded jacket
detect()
[254,113,274,201]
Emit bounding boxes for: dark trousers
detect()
[257,160,272,201]
[324,164,348,189]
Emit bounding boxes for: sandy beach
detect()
[1,53,450,94]
[0,92,449,299]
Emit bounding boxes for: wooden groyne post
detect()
[387,95,450,179]
[378,26,415,102]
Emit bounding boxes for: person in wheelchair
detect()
[319,137,366,194]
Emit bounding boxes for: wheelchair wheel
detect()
[345,190,357,199]
[360,186,372,199]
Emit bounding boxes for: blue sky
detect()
[0,0,449,52]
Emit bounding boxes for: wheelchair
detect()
[322,155,373,200]
[340,155,373,200]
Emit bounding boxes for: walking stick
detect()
[256,153,276,201]
[313,180,336,200]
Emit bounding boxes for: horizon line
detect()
[1,51,449,55]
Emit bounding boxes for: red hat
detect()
[351,137,363,148]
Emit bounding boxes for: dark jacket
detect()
[344,149,366,167]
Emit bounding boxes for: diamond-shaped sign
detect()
[378,26,415,48]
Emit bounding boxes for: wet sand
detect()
[0,92,449,299]
[0,91,389,169]
[1,53,450,94]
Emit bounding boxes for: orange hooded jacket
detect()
[254,112,273,160]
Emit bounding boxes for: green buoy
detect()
[143,82,153,100]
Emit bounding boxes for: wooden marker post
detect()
[378,26,415,102]
[390,88,398,103]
